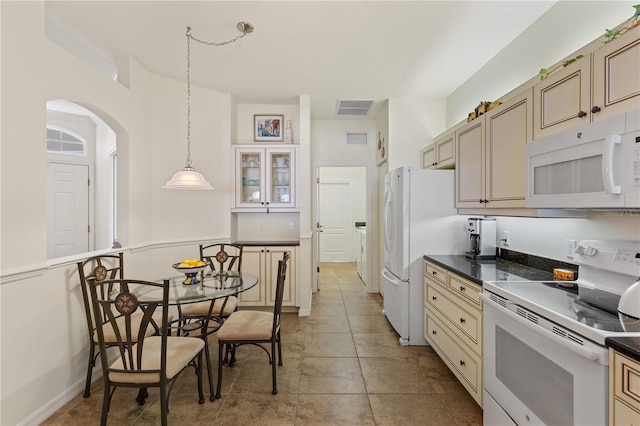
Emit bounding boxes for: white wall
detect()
[387,98,446,171]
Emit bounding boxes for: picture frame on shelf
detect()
[254,114,284,142]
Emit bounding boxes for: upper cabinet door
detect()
[236,148,266,208]
[266,148,295,208]
[484,88,533,208]
[533,54,591,140]
[421,144,436,169]
[456,119,485,208]
[592,27,640,122]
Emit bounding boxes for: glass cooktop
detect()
[483,280,639,344]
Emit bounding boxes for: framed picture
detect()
[254,114,284,142]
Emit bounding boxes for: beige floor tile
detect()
[303,332,357,357]
[348,315,395,333]
[343,297,385,316]
[309,302,347,316]
[296,394,375,425]
[369,393,456,425]
[360,358,438,394]
[354,332,434,358]
[299,358,366,394]
[214,394,297,426]
[302,315,352,333]
[229,354,301,395]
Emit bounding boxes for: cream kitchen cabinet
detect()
[237,245,296,307]
[424,260,483,407]
[234,147,296,211]
[421,131,455,169]
[593,27,640,122]
[534,26,640,140]
[456,88,533,209]
[609,349,640,426]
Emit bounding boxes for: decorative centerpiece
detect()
[172,259,209,285]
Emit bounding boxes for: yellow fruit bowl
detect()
[172,262,209,285]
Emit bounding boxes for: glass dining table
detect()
[132,271,258,305]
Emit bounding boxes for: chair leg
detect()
[197,352,205,404]
[271,339,278,395]
[100,384,110,426]
[277,330,283,366]
[215,342,224,399]
[202,339,215,401]
[84,343,95,397]
[160,385,168,426]
[229,344,237,367]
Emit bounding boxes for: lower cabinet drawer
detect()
[612,398,640,425]
[426,284,482,356]
[425,307,482,407]
[614,352,640,408]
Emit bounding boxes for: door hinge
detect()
[88,225,91,233]
[88,178,90,186]
[316,177,320,184]
[317,266,320,273]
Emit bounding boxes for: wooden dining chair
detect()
[215,252,289,397]
[89,277,205,426]
[178,242,243,400]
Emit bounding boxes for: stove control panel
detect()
[574,240,640,277]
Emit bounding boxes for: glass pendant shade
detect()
[163,165,214,190]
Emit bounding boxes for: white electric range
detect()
[481,240,640,426]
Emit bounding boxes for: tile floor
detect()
[42,262,482,425]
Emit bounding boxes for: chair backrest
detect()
[272,251,290,334]
[89,278,169,382]
[200,243,243,276]
[77,253,125,335]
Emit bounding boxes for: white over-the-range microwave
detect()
[526,109,640,209]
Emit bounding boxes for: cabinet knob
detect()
[479,199,484,204]
[591,106,601,114]
[577,110,587,118]
[432,271,437,275]
[459,286,466,292]
[460,318,466,324]
[261,202,265,205]
[432,330,437,335]
[266,201,270,205]
[460,360,466,366]
[431,296,437,301]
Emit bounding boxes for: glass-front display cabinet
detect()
[235,147,295,209]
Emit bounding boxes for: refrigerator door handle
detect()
[381,268,402,285]
[383,190,392,253]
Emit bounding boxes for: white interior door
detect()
[47,162,89,258]
[318,182,351,262]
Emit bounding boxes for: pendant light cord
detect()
[184,24,253,169]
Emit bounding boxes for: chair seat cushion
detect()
[181,296,237,317]
[108,336,204,384]
[94,312,170,343]
[217,311,274,341]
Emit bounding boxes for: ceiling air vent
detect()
[336,100,374,116]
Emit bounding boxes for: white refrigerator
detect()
[381,167,465,346]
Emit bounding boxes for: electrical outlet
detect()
[503,231,510,246]
[566,239,577,258]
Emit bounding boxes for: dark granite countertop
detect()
[233,240,300,247]
[423,254,555,285]
[606,336,640,362]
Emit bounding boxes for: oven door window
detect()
[496,325,573,426]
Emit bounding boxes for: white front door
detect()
[318,182,351,262]
[47,162,89,258]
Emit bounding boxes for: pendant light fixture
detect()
[163,23,254,190]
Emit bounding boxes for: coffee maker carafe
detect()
[465,217,496,260]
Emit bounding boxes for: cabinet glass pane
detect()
[271,153,291,204]
[241,153,262,204]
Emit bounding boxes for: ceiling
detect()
[44,1,559,119]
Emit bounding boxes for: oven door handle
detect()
[480,293,606,365]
